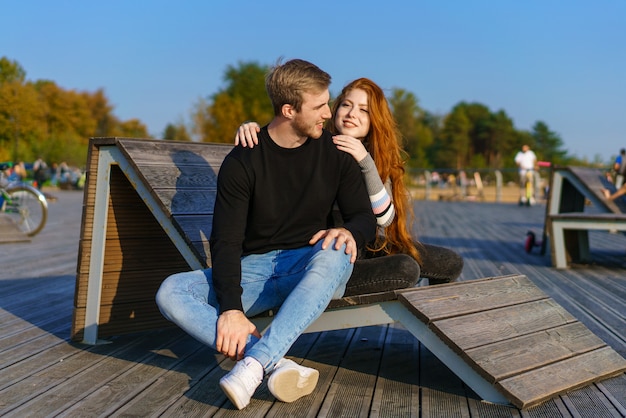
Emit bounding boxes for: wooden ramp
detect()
[73,137,626,410]
[305,274,626,409]
[395,275,626,409]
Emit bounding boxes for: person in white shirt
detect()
[514,144,537,205]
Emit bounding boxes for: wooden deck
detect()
[1,189,625,417]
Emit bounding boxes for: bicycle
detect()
[0,162,48,236]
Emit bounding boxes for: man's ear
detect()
[281,104,295,119]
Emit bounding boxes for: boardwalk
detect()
[1,189,625,417]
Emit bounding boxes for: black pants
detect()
[344,253,420,296]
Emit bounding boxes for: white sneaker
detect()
[268,358,319,403]
[219,357,263,410]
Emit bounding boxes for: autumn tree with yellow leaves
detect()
[0,57,148,166]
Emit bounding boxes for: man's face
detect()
[334,88,370,140]
[292,89,331,139]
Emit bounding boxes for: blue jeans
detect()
[156,240,352,374]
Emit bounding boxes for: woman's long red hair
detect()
[329,78,420,262]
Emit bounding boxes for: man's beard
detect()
[292,114,323,139]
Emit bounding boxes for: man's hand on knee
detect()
[309,228,358,263]
[216,310,262,361]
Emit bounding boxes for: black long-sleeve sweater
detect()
[210,127,376,313]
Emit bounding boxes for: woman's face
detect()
[334,88,370,139]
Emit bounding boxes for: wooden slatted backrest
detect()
[72,137,232,341]
[561,166,625,214]
[115,138,233,266]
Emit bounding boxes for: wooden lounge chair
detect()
[72,138,626,409]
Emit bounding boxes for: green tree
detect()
[223,61,272,120]
[0,57,26,84]
[455,102,491,167]
[531,121,568,165]
[163,122,192,141]
[438,107,470,169]
[485,110,516,169]
[389,88,432,167]
[193,61,272,143]
[451,102,513,169]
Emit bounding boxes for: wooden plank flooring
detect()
[1,189,625,417]
[0,215,30,243]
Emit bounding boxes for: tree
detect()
[437,102,520,170]
[0,81,44,162]
[0,57,26,84]
[163,122,191,141]
[82,89,116,137]
[0,56,585,173]
[0,57,150,166]
[438,107,470,169]
[531,121,568,164]
[35,80,96,140]
[223,61,272,120]
[193,93,247,143]
[485,110,516,169]
[117,119,148,138]
[389,88,432,167]
[455,102,491,167]
[193,62,273,143]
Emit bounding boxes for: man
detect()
[514,144,538,206]
[156,59,376,410]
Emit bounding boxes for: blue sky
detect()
[2,1,625,163]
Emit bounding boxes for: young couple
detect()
[236,79,464,286]
[156,59,462,411]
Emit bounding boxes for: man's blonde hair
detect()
[265,58,331,115]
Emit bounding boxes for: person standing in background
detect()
[514,144,537,206]
[33,156,48,190]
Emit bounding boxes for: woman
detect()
[235,78,463,285]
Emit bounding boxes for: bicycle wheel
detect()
[4,184,48,236]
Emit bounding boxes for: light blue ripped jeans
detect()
[156,240,352,374]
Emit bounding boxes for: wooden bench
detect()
[547,166,626,268]
[72,137,626,409]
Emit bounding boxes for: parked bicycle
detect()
[0,162,48,236]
